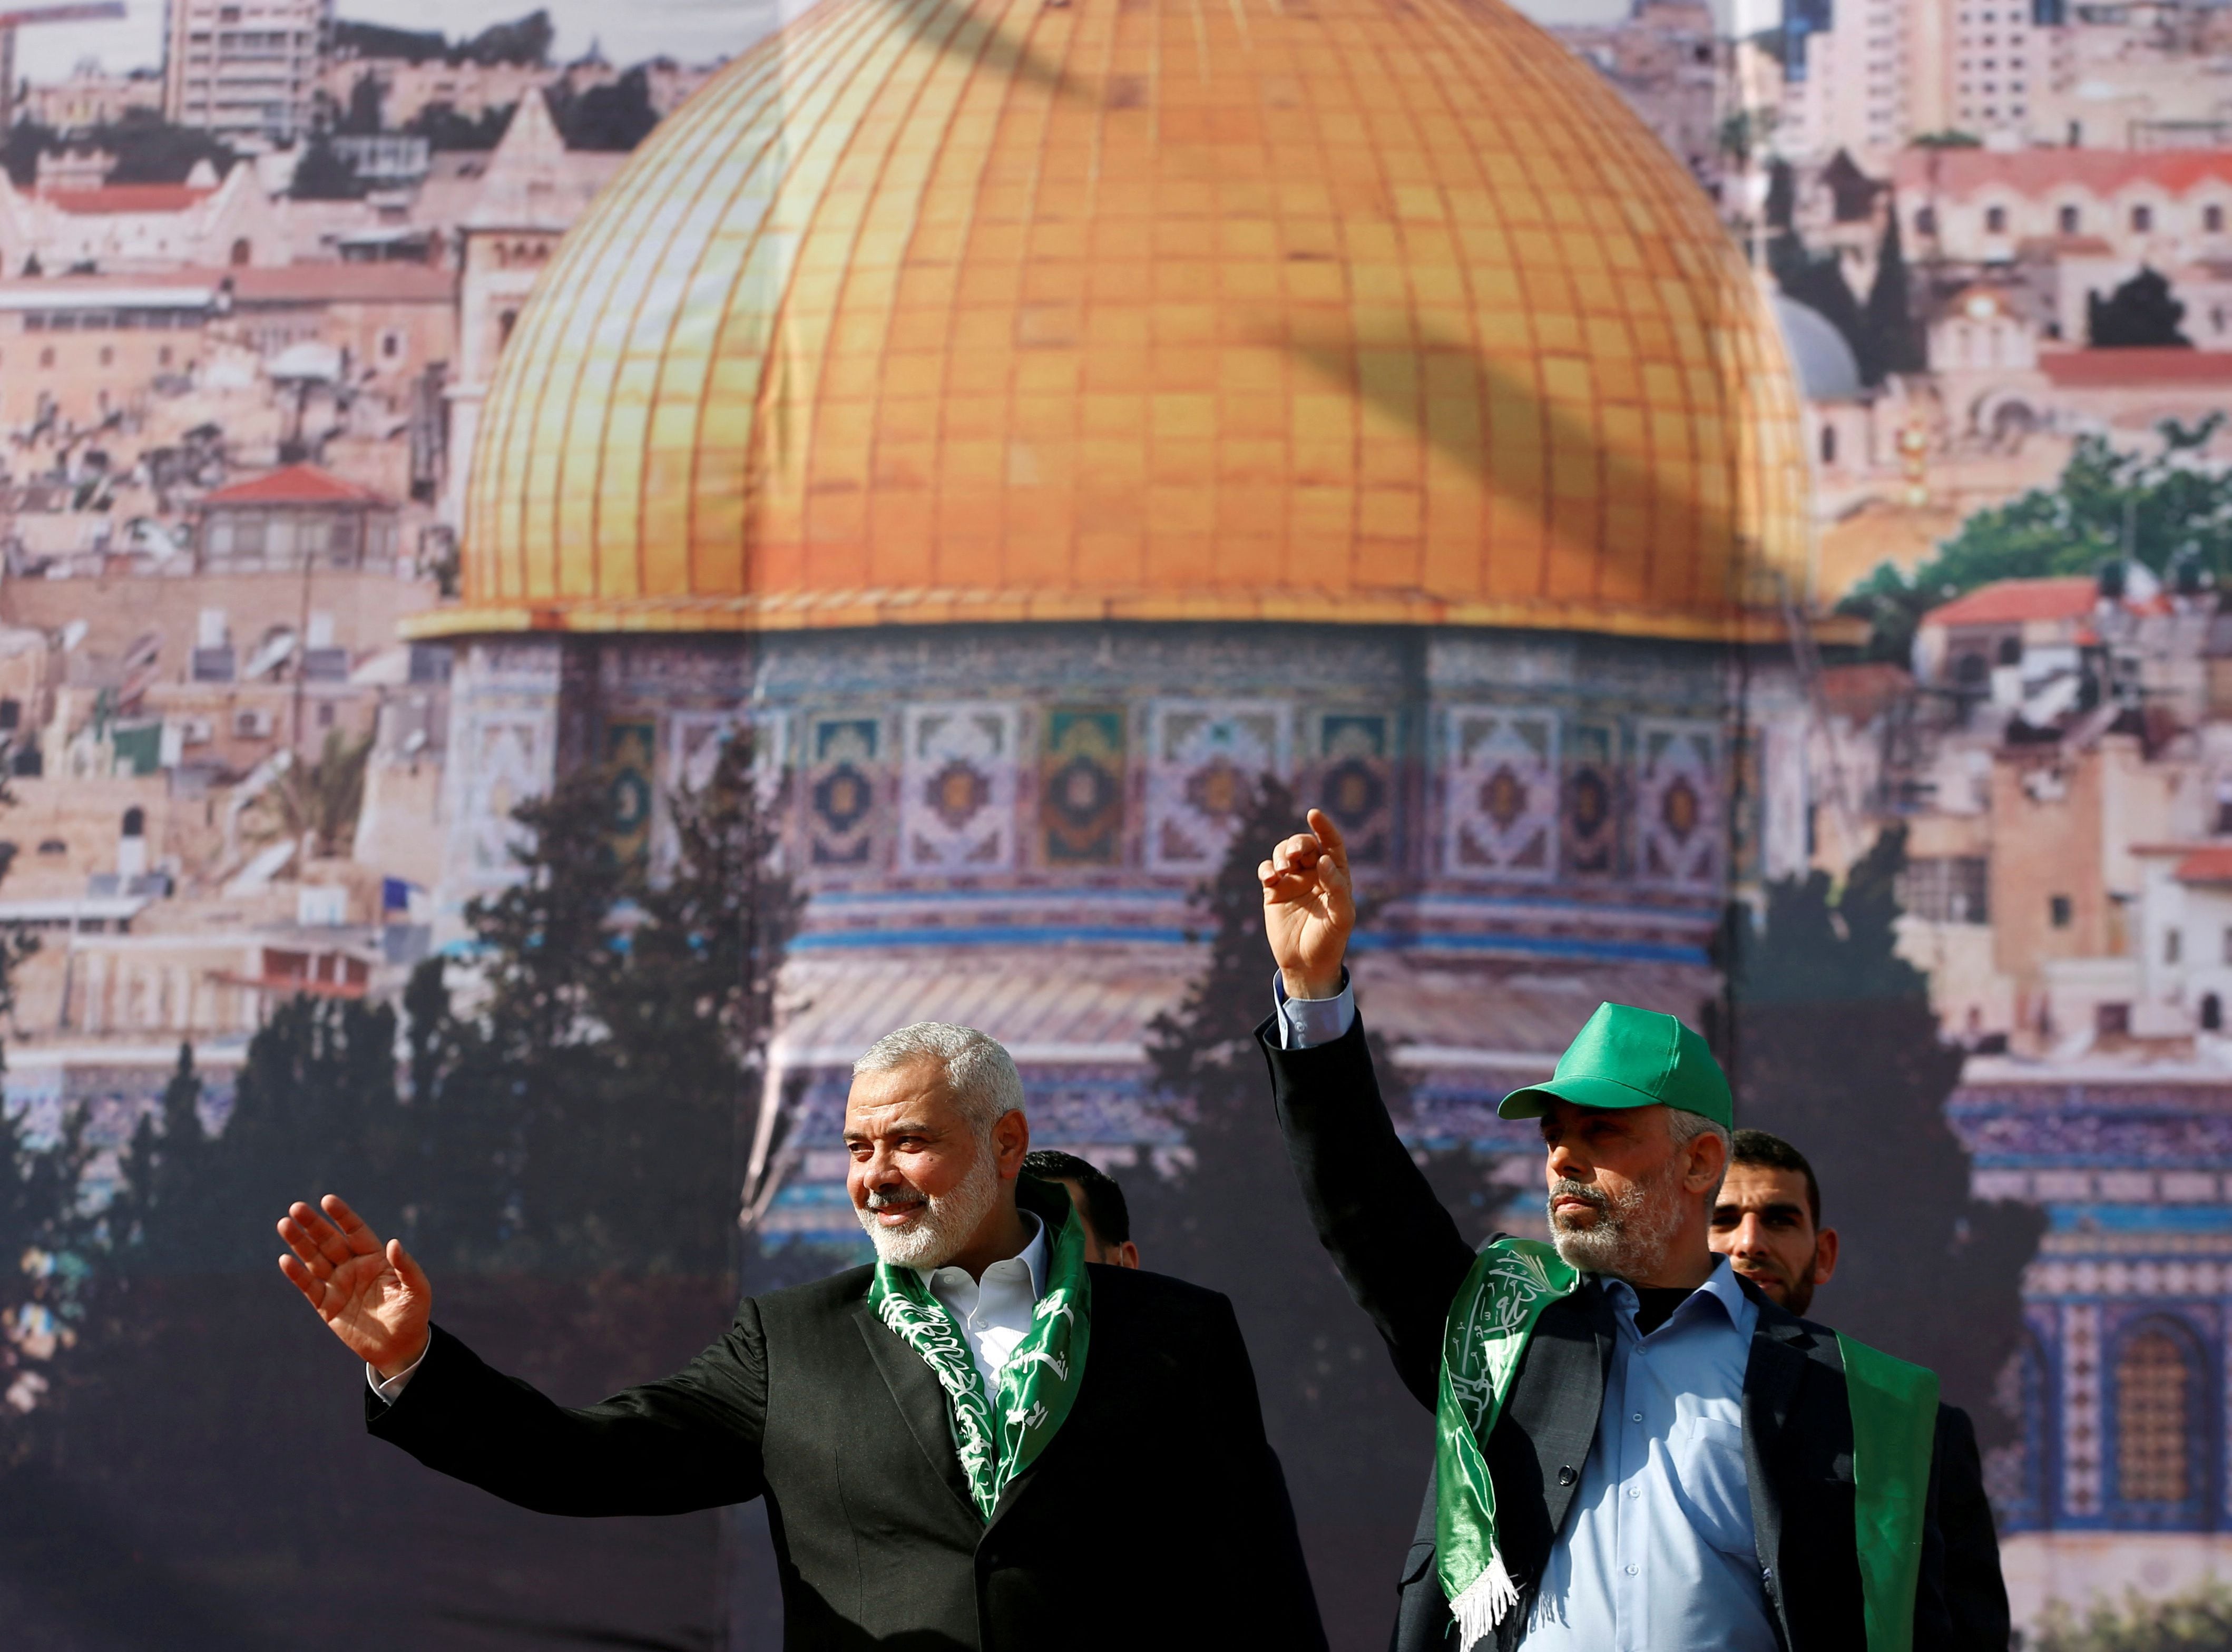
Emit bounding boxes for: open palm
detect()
[277,1194,432,1377]
[1259,807,1355,1000]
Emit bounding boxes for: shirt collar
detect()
[916,1209,1047,1299]
[1603,1255,1756,1336]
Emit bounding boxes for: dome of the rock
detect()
[416,0,1810,643]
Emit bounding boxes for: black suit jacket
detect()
[1260,1012,1949,1652]
[367,1182,1326,1651]
[1936,1404,2011,1651]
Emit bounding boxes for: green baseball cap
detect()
[1497,1001,1732,1130]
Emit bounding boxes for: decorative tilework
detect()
[1145,701,1289,875]
[808,716,882,868]
[1445,708,1560,883]
[1314,713,1395,869]
[1561,721,1618,879]
[605,720,657,866]
[661,709,789,869]
[461,712,550,883]
[2062,1302,2103,1519]
[1634,720,1721,893]
[900,703,1021,873]
[1042,708,1125,866]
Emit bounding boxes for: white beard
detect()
[1548,1157,1687,1282]
[855,1146,1000,1269]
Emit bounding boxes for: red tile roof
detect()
[2176,847,2232,883]
[42,184,214,215]
[201,464,388,507]
[2041,349,2232,388]
[1894,147,2232,200]
[1923,576,2102,628]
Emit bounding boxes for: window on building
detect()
[38,348,53,370]
[2117,1328,2192,1503]
[2205,993,2224,1032]
[1896,856,1992,924]
[2098,1002,2131,1037]
[2167,928,2183,964]
[2052,894,2074,927]
[121,806,144,838]
[98,346,112,368]
[2223,925,2232,965]
[1916,206,1937,236]
[0,699,21,732]
[1986,205,2008,233]
[1819,423,1837,464]
[1997,636,2022,665]
[2210,204,2227,233]
[381,330,403,359]
[2132,204,2155,232]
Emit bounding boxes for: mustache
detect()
[1548,1179,1610,1213]
[864,1185,928,1211]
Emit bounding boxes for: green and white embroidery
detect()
[869,1199,1092,1522]
[1436,1238,1581,1650]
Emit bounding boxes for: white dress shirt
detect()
[369,1212,1051,1405]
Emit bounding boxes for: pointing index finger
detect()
[1305,807,1349,869]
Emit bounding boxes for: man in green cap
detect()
[1254,808,1952,1652]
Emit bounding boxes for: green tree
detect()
[114,1043,218,1265]
[1837,416,2232,660]
[2089,266,2190,349]
[244,729,373,857]
[288,133,365,201]
[1130,777,1433,1553]
[340,72,385,136]
[1718,827,2043,1444]
[1862,206,1923,380]
[2034,1580,2232,1652]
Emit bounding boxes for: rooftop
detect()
[40,184,216,216]
[1923,576,2104,628]
[201,464,390,507]
[2041,349,2232,388]
[1896,147,2232,200]
[2178,847,2232,884]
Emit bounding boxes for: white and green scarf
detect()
[1435,1237,1941,1652]
[867,1199,1092,1522]
[1436,1237,1582,1649]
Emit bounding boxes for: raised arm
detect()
[1257,810,1476,1408]
[277,1195,767,1514]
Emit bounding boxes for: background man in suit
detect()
[275,1021,1324,1651]
[1253,808,1950,1652]
[1019,1149,1139,1268]
[1713,1129,2010,1651]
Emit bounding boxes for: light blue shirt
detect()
[1276,975,1778,1652]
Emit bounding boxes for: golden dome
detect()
[417,0,1811,644]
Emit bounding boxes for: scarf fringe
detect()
[1449,1552,1519,1651]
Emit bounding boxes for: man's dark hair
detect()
[1729,1128,1822,1227]
[1021,1149,1130,1245]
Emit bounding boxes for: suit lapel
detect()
[853,1301,981,1521]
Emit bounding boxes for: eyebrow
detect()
[843,1118,940,1140]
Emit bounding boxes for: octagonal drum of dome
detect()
[419,0,1811,643]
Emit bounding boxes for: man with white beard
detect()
[271,1021,1325,1650]
[1252,810,1955,1652]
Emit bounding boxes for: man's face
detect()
[1051,1177,1140,1269]
[1538,1099,1714,1282]
[843,1059,1013,1268]
[1710,1162,1837,1315]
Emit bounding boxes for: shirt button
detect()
[1627,1485,1641,1498]
[1626,1564,1639,1576]
[1631,1413,1643,1423]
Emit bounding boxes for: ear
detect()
[991,1108,1031,1179]
[1812,1226,1839,1286]
[1682,1120,1728,1196]
[1116,1240,1141,1269]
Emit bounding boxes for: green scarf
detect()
[867,1196,1092,1522]
[1435,1238,1583,1648]
[1435,1239,1940,1651]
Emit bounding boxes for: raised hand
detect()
[277,1194,433,1379]
[1259,806,1355,1001]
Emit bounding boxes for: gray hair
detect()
[853,1022,1025,1139]
[1668,1108,1732,1206]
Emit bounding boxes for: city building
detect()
[1551,0,1725,182]
[161,0,335,146]
[16,60,163,130]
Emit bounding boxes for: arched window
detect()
[2114,1321,2207,1520]
[121,807,144,838]
[230,238,252,267]
[1986,204,2008,233]
[1997,637,2022,666]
